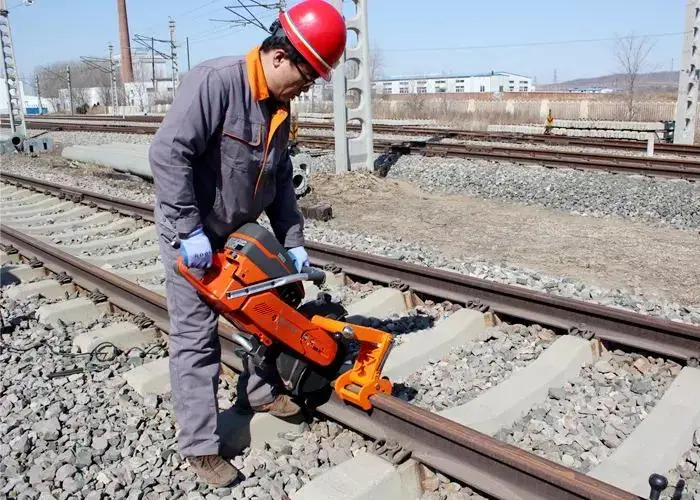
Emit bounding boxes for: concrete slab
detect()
[19,205,95,225]
[115,262,164,280]
[291,451,421,500]
[21,212,116,235]
[2,197,63,215]
[0,252,20,265]
[36,297,103,327]
[4,192,46,205]
[323,272,345,289]
[4,279,72,300]
[73,321,157,353]
[82,246,160,266]
[123,356,171,396]
[4,201,73,218]
[438,335,594,435]
[587,367,700,497]
[0,263,47,285]
[217,407,305,454]
[345,288,408,318]
[383,308,488,380]
[60,226,156,253]
[42,217,136,242]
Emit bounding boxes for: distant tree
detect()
[614,32,655,120]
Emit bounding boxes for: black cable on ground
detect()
[0,314,166,377]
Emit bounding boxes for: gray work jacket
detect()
[148,46,304,249]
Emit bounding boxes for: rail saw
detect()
[176,223,393,411]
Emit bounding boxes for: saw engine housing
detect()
[176,223,393,410]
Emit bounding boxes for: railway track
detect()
[2,173,699,499]
[6,117,700,181]
[10,114,699,157]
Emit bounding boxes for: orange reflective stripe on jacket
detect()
[245,46,289,196]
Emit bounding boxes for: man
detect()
[148,0,346,488]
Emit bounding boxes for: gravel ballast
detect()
[494,349,680,474]
[393,324,557,412]
[2,154,699,326]
[0,282,480,499]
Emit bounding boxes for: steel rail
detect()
[307,241,700,361]
[0,224,639,500]
[300,135,700,180]
[3,172,699,361]
[6,119,700,179]
[13,114,699,156]
[2,173,154,219]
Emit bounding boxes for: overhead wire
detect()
[382,31,688,53]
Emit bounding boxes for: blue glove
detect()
[179,226,212,269]
[288,246,309,272]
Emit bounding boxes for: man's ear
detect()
[271,48,287,69]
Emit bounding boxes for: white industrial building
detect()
[0,78,55,115]
[372,71,535,95]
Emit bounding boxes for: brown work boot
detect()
[187,454,242,488]
[251,394,301,417]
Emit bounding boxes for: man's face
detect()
[274,53,318,101]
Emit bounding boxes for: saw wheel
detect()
[274,292,352,406]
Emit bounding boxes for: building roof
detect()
[375,71,532,82]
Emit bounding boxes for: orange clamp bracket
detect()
[311,315,393,411]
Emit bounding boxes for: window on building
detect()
[508,86,514,91]
[400,81,408,85]
[456,86,464,92]
[479,85,485,92]
[435,80,446,83]
[499,85,504,92]
[456,79,465,83]
[399,87,408,94]
[417,86,427,93]
[519,85,528,91]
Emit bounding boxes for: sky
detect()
[5,0,688,90]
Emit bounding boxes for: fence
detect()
[296,95,680,132]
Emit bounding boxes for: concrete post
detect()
[331,0,374,172]
[35,74,42,115]
[0,1,27,139]
[66,65,74,115]
[108,43,118,115]
[169,19,178,101]
[330,0,349,173]
[673,0,700,144]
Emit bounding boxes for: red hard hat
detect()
[278,0,347,81]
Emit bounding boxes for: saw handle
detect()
[302,266,326,286]
[174,255,225,306]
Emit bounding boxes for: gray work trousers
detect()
[155,208,277,457]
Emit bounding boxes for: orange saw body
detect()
[176,223,393,411]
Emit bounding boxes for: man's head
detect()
[259,0,346,102]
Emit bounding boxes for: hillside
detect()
[538,71,678,92]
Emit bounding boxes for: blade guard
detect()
[311,315,393,411]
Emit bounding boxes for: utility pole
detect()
[151,36,156,101]
[330,0,373,172]
[0,0,27,139]
[169,19,178,100]
[186,36,191,71]
[673,0,700,144]
[35,74,42,115]
[108,43,119,114]
[66,65,74,115]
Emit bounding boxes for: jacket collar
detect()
[246,45,269,102]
